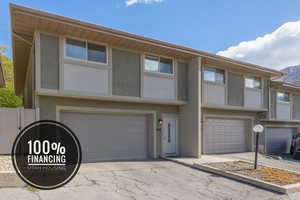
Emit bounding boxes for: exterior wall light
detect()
[158,119,163,126]
[157,119,163,131]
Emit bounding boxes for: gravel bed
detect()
[218,152,300,172]
[206,161,300,186]
[0,156,14,172]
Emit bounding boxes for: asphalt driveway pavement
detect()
[1,160,300,200]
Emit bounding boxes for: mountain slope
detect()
[281,65,300,85]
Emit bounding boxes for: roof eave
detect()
[10,3,285,94]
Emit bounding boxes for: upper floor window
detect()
[66,38,107,64]
[277,92,290,102]
[144,55,173,74]
[245,76,261,89]
[203,68,225,84]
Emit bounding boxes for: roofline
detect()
[271,80,300,90]
[10,3,284,77]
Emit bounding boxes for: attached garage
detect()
[61,111,152,162]
[203,117,252,154]
[265,128,295,154]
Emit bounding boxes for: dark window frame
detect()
[203,67,225,84]
[277,91,290,102]
[245,76,261,89]
[144,55,174,75]
[65,37,108,65]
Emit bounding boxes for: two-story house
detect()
[10,4,296,162]
[260,79,300,154]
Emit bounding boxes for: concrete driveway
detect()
[1,160,300,200]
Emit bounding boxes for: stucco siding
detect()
[276,102,291,120]
[293,94,300,120]
[179,57,201,157]
[112,48,140,97]
[38,96,179,120]
[227,72,244,106]
[263,79,269,109]
[270,90,277,119]
[143,75,175,99]
[203,83,225,105]
[63,63,109,94]
[244,89,261,108]
[177,62,188,101]
[40,33,59,90]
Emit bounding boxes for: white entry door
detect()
[162,115,177,155]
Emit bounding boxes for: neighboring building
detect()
[260,79,300,154]
[281,65,300,86]
[10,4,296,162]
[0,59,5,88]
[202,64,273,154]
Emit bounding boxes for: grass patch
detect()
[26,185,38,192]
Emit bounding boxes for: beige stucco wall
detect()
[179,57,202,158]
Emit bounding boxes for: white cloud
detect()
[217,20,300,70]
[125,0,164,6]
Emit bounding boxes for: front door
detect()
[162,115,177,155]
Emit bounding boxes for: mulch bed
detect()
[206,161,300,186]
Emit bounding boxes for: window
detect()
[66,38,86,60]
[144,55,173,74]
[245,76,261,89]
[87,43,107,63]
[277,92,290,102]
[203,68,225,84]
[66,38,107,64]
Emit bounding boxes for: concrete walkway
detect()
[166,155,237,166]
[167,152,300,173]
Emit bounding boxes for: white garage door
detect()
[266,128,294,154]
[204,118,248,154]
[61,112,148,162]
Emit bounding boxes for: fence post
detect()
[18,107,24,131]
[35,107,40,121]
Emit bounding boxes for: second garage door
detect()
[266,128,294,154]
[203,118,249,154]
[61,112,148,162]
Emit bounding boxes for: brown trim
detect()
[10,3,287,96]
[36,89,187,106]
[260,119,300,123]
[10,3,284,74]
[202,104,268,112]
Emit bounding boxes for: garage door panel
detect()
[266,128,293,154]
[204,118,248,154]
[61,112,148,162]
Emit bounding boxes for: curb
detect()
[0,171,26,188]
[163,157,300,194]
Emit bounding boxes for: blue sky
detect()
[1,0,300,69]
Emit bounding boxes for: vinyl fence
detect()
[0,107,37,154]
